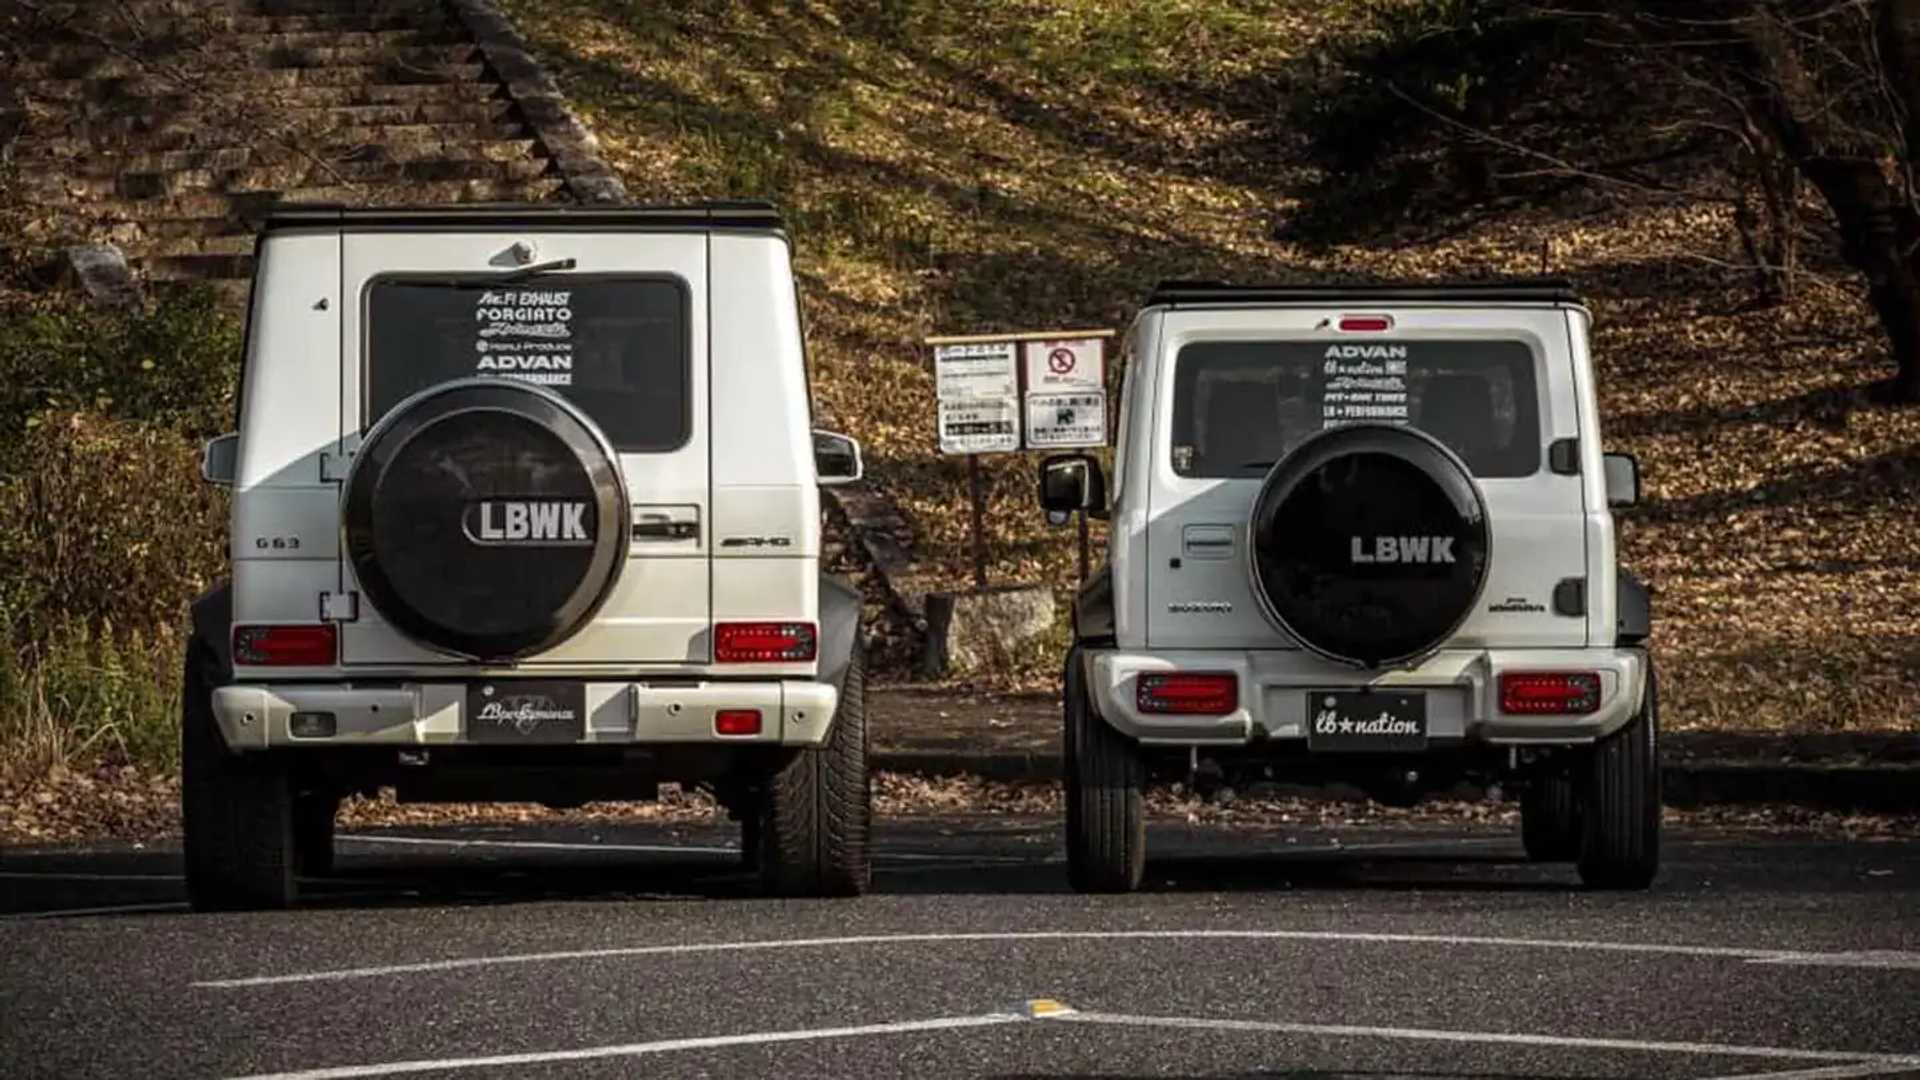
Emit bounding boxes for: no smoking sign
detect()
[1025,339,1102,392]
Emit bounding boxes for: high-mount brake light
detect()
[233,624,337,666]
[1338,314,1394,332]
[1136,672,1239,715]
[1499,671,1602,715]
[714,622,817,663]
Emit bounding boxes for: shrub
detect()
[0,410,228,642]
[0,285,239,449]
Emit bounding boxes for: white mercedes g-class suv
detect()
[187,203,871,909]
[1040,279,1655,893]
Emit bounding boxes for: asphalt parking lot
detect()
[2,815,1917,1080]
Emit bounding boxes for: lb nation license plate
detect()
[1305,690,1427,751]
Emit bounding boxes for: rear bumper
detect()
[1084,647,1647,747]
[210,679,839,752]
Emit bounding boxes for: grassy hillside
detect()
[502,0,1918,731]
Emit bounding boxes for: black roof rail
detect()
[1146,276,1583,307]
[258,200,785,232]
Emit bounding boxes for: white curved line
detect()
[192,929,1904,989]
[226,1012,1021,1080]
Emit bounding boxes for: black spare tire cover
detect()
[1249,424,1490,668]
[344,378,630,660]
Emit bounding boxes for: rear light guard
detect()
[714,621,817,663]
[1137,671,1239,716]
[1499,671,1601,715]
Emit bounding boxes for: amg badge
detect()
[1350,535,1455,564]
[462,500,592,546]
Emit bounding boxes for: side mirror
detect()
[1603,451,1639,508]
[201,432,238,487]
[1038,453,1107,521]
[813,430,863,486]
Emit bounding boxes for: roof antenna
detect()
[1539,238,1551,275]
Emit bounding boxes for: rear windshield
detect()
[1170,339,1541,478]
[365,276,690,452]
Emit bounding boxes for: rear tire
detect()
[756,640,871,897]
[181,639,298,911]
[1520,770,1580,862]
[1064,648,1145,894]
[1576,664,1661,890]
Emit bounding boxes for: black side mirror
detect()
[813,430,863,486]
[1039,453,1107,522]
[1603,451,1639,508]
[201,432,238,487]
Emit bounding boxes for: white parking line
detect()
[5,901,190,920]
[1697,1064,1920,1080]
[338,835,738,857]
[338,833,1036,864]
[0,871,183,882]
[191,928,1920,989]
[1050,1011,1920,1070]
[224,1012,1022,1080]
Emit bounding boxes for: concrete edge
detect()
[871,751,1920,813]
[442,0,630,205]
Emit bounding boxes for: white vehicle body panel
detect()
[1091,296,1643,746]
[225,220,829,716]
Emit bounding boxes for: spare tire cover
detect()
[344,378,630,660]
[1249,424,1490,668]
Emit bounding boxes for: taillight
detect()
[1136,672,1238,715]
[233,624,337,666]
[1338,314,1394,332]
[1500,672,1601,715]
[715,622,817,663]
[714,709,763,736]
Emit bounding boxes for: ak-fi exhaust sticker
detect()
[473,289,575,386]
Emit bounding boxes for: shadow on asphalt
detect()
[4,840,1583,917]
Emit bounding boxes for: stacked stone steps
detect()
[9,0,577,292]
[26,156,551,202]
[24,77,501,107]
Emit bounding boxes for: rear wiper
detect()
[487,257,577,283]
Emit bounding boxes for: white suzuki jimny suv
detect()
[1040,279,1655,894]
[188,203,871,909]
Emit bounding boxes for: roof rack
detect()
[259,200,784,232]
[1146,276,1582,307]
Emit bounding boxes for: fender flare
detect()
[1617,570,1652,646]
[817,573,864,689]
[189,578,234,682]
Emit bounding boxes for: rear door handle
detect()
[632,517,699,541]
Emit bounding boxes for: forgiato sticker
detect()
[474,289,575,387]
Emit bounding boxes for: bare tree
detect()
[1602,0,1920,398]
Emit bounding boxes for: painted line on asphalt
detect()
[224,1012,1024,1080]
[338,835,739,857]
[5,901,190,920]
[1049,1011,1920,1069]
[0,870,183,882]
[193,928,1920,989]
[1697,1063,1920,1080]
[338,833,1035,864]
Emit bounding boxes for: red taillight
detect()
[1338,314,1394,332]
[715,709,763,736]
[233,624,337,666]
[1137,672,1238,715]
[1500,672,1601,715]
[715,622,817,663]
